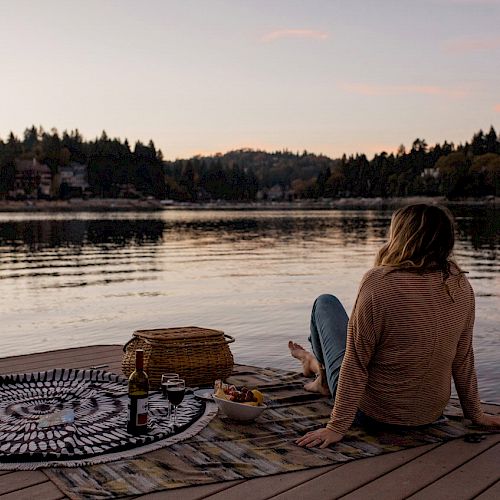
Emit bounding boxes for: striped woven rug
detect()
[45,365,493,500]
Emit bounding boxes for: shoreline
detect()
[0,196,497,212]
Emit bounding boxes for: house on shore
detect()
[257,184,296,201]
[58,162,90,198]
[12,158,52,199]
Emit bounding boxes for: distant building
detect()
[257,184,285,201]
[421,168,440,179]
[12,158,52,198]
[256,184,296,201]
[59,162,89,196]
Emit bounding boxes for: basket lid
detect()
[133,326,225,342]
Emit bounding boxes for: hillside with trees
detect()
[0,126,498,201]
[165,128,498,200]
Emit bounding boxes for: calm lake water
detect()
[0,208,498,401]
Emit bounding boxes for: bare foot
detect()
[304,369,330,396]
[288,341,320,378]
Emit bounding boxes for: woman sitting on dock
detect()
[290,203,500,448]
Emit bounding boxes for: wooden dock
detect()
[0,345,498,500]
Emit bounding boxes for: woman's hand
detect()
[473,414,500,428]
[295,427,343,448]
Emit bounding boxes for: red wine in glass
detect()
[167,387,185,406]
[166,379,185,426]
[161,373,179,398]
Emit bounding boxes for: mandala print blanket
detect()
[0,369,213,468]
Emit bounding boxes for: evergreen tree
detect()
[23,126,38,152]
[315,166,331,198]
[485,126,499,154]
[179,161,197,201]
[471,130,486,156]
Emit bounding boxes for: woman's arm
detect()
[452,298,484,424]
[326,285,379,435]
[297,276,380,447]
[452,321,500,427]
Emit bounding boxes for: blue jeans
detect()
[308,294,348,398]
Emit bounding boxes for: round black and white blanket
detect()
[0,369,217,469]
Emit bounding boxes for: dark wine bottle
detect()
[127,349,149,435]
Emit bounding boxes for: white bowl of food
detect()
[212,382,267,422]
[213,394,267,421]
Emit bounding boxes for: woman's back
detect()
[353,265,477,426]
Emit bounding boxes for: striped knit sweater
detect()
[326,264,484,435]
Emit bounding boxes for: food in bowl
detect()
[213,380,266,421]
[214,380,264,406]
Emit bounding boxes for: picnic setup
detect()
[0,327,499,500]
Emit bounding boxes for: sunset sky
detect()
[1,0,499,159]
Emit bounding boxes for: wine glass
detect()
[165,378,185,427]
[161,373,179,420]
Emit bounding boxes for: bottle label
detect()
[128,396,149,428]
[136,397,148,426]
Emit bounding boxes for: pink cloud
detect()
[444,36,500,53]
[261,29,328,42]
[494,104,500,112]
[340,82,467,98]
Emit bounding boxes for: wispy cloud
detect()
[261,29,329,43]
[494,104,500,112]
[444,35,500,53]
[340,82,467,98]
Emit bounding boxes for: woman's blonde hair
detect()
[375,204,458,275]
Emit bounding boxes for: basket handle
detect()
[123,337,138,352]
[146,333,235,347]
[123,337,134,352]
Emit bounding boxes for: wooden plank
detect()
[340,434,500,500]
[408,443,500,500]
[134,480,244,499]
[475,479,500,500]
[0,345,121,366]
[204,466,339,500]
[268,444,438,500]
[0,350,124,374]
[0,351,122,369]
[0,471,48,495]
[0,345,122,369]
[0,347,121,370]
[0,480,65,500]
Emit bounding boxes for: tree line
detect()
[0,127,165,199]
[0,125,498,201]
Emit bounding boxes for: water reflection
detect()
[454,207,499,255]
[169,215,384,245]
[0,219,167,250]
[0,208,496,252]
[0,209,497,291]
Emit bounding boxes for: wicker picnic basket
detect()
[122,326,235,389]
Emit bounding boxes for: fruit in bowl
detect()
[213,381,266,421]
